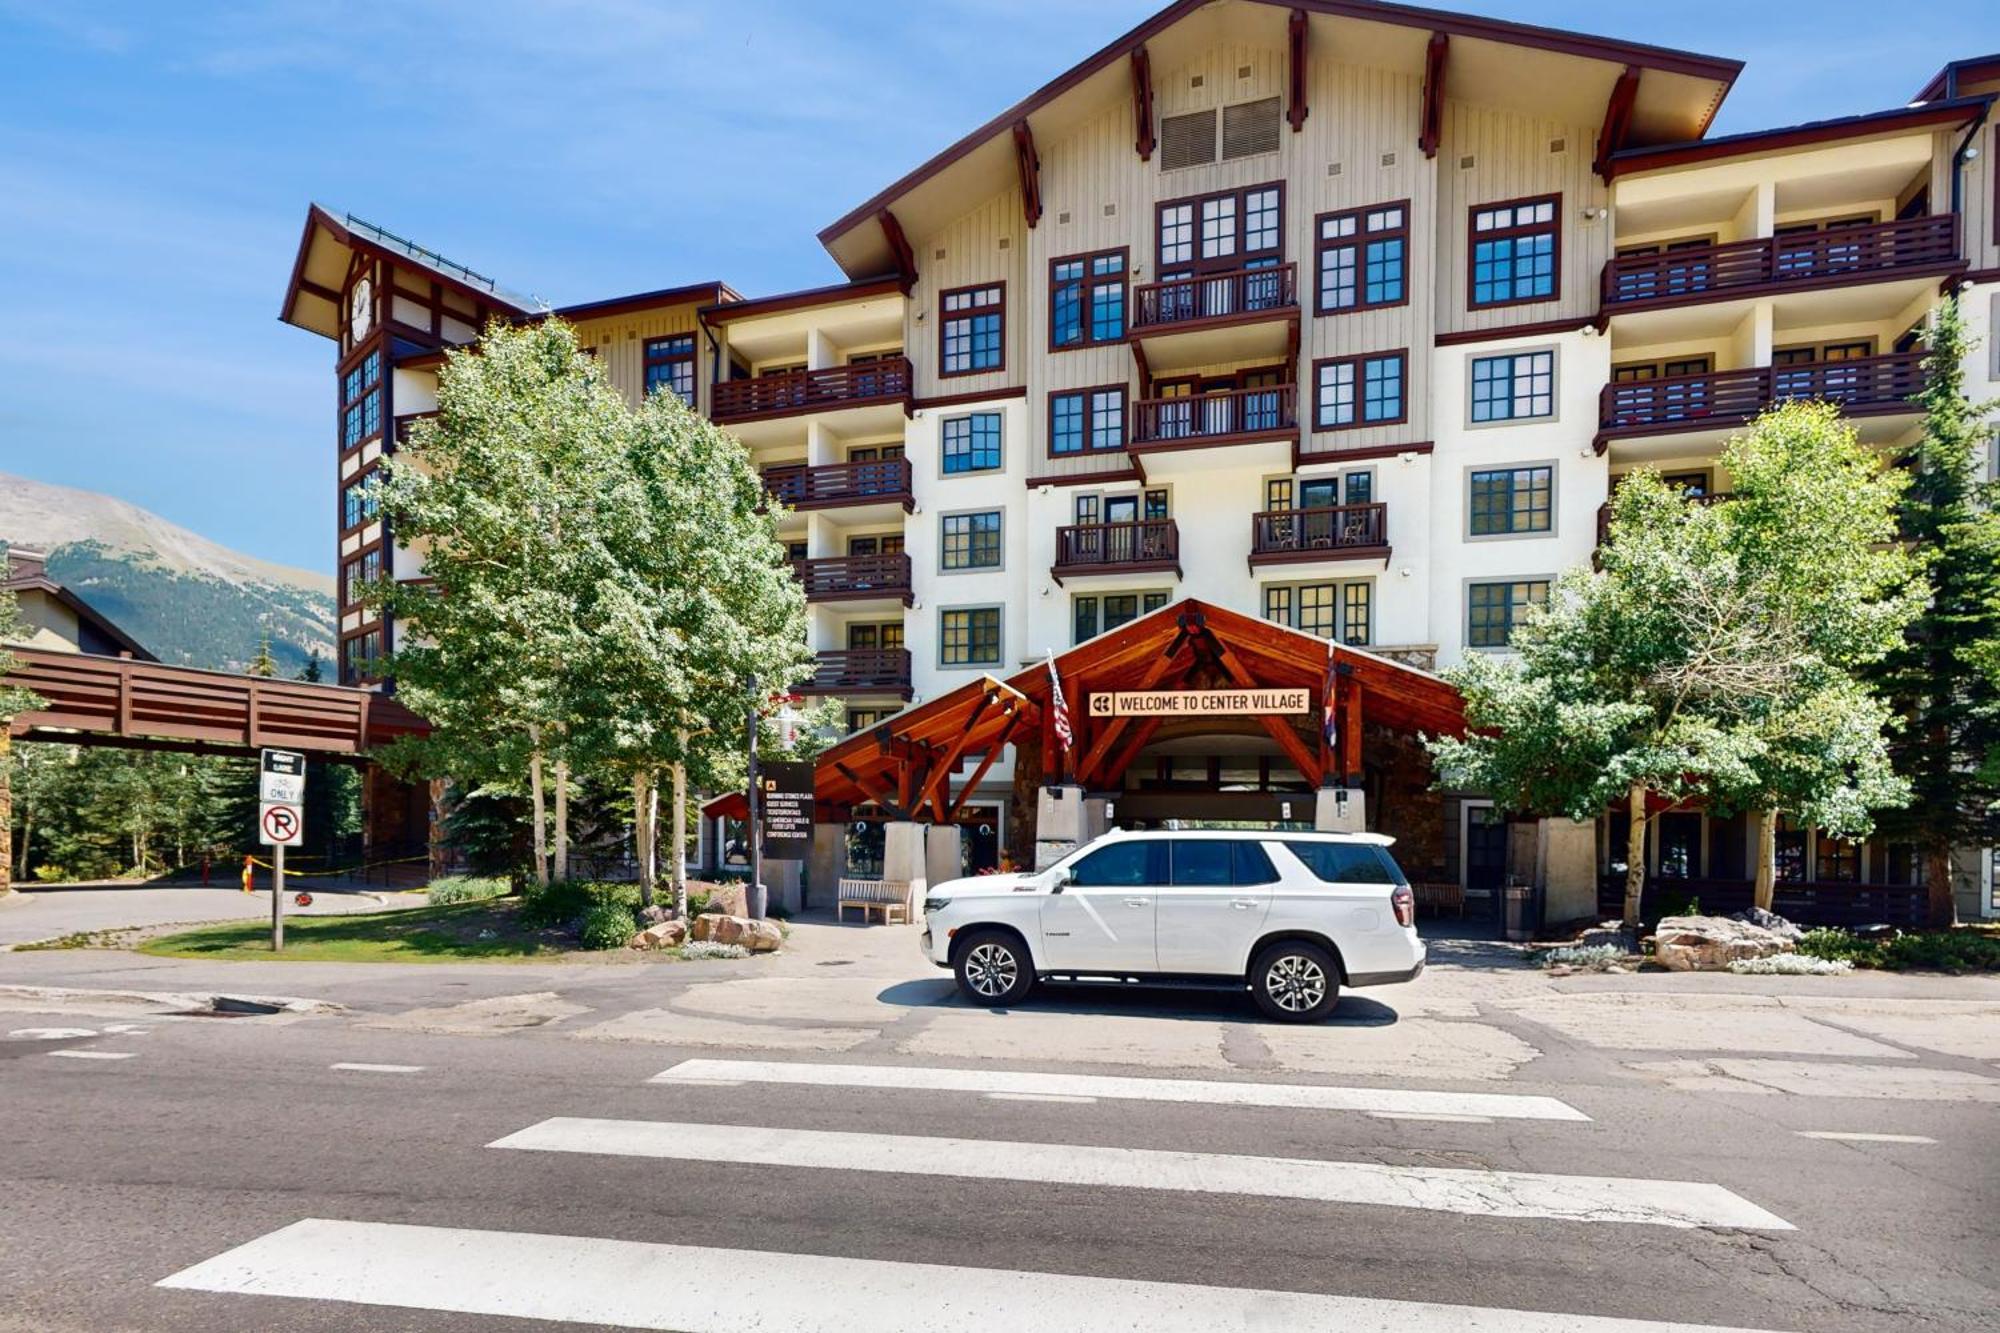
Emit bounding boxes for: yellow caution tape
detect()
[245,854,431,880]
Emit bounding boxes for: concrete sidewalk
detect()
[0,881,413,948]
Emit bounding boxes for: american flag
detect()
[1047,652,1073,754]
[1321,638,1340,750]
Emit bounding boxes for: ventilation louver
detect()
[1222,97,1281,160]
[1160,109,1218,170]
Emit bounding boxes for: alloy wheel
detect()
[1264,954,1328,1012]
[965,942,1019,998]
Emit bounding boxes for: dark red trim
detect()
[937,281,1007,379]
[1026,468,1147,489]
[1418,32,1448,159]
[1048,246,1130,353]
[1287,9,1310,131]
[1047,383,1131,459]
[1912,54,2000,105]
[1311,350,1408,432]
[879,209,918,295]
[1131,47,1156,160]
[536,281,736,325]
[1593,65,1642,181]
[913,385,1029,413]
[698,277,902,324]
[1314,200,1412,315]
[1435,316,1589,346]
[1608,97,1992,179]
[1013,120,1043,228]
[1294,440,1434,467]
[1466,192,1562,312]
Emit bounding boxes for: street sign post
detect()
[258,749,306,951]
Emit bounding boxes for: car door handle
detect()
[1229,899,1258,910]
[1123,897,1151,908]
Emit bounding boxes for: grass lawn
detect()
[140,898,580,963]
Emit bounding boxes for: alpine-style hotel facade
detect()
[278,1,2000,922]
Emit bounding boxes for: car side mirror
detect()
[1047,867,1071,894]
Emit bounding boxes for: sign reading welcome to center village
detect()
[1087,688,1312,718]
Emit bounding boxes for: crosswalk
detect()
[158,1054,1799,1331]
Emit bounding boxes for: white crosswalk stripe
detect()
[159,1217,1788,1331]
[652,1057,1591,1121]
[491,1116,1792,1230]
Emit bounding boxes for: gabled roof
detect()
[1914,53,2000,105]
[280,203,539,339]
[1607,95,1994,179]
[4,552,156,662]
[817,0,1741,278]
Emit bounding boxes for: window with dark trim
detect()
[340,350,382,449]
[941,412,1002,474]
[940,284,1005,376]
[1314,352,1405,430]
[1468,466,1554,536]
[1073,590,1169,644]
[643,334,696,406]
[1050,250,1126,349]
[940,511,1003,570]
[939,606,1002,667]
[1469,194,1559,307]
[1262,580,1371,645]
[1049,386,1127,455]
[1157,183,1284,276]
[341,475,378,531]
[342,548,382,606]
[1470,350,1555,422]
[343,630,381,679]
[1466,579,1549,648]
[847,707,893,734]
[1316,201,1408,314]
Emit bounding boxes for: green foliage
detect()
[1795,927,1881,964]
[442,786,528,876]
[577,899,639,950]
[517,877,638,930]
[425,875,509,906]
[1796,925,2000,973]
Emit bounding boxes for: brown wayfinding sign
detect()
[759,761,815,860]
[1087,688,1312,718]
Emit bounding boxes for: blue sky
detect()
[0,0,1985,573]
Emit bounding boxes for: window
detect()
[1467,579,1549,648]
[940,284,1004,376]
[341,476,377,530]
[643,335,696,406]
[1049,386,1127,455]
[343,630,381,678]
[1286,841,1400,884]
[1165,840,1279,887]
[846,623,904,651]
[1067,839,1168,887]
[1817,836,1861,883]
[847,707,893,734]
[1316,202,1408,313]
[1263,581,1371,645]
[342,548,382,606]
[1050,250,1126,349]
[1470,350,1555,423]
[1468,466,1554,536]
[1315,353,1405,430]
[1072,590,1169,644]
[1157,184,1283,276]
[939,606,1002,667]
[340,350,382,449]
[941,412,1003,474]
[940,511,1002,571]
[1470,195,1558,307]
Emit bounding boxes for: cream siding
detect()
[566,306,708,410]
[903,189,1026,402]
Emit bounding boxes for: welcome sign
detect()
[1087,688,1312,718]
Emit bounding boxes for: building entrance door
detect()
[1465,804,1508,924]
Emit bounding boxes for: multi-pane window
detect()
[1157,184,1283,273]
[846,623,904,651]
[1262,581,1371,645]
[343,630,381,679]
[340,350,382,449]
[341,476,377,530]
[940,511,1003,571]
[1470,195,1559,306]
[1050,250,1126,349]
[1470,350,1555,422]
[342,548,382,607]
[940,284,1004,375]
[941,412,1003,474]
[939,606,1002,667]
[643,334,696,406]
[1466,579,1549,648]
[1049,386,1127,454]
[1315,353,1405,430]
[1468,466,1554,536]
[1073,591,1170,644]
[847,707,893,734]
[1316,202,1408,313]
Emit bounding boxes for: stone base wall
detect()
[1365,725,1447,882]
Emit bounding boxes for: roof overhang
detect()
[542,281,740,326]
[4,574,156,662]
[1913,53,2000,105]
[279,203,536,341]
[816,0,1740,278]
[1607,97,1993,181]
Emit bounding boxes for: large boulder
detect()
[701,882,750,918]
[689,914,782,953]
[1653,914,1795,971]
[628,920,687,950]
[1731,906,1803,941]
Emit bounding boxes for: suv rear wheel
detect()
[954,929,1035,1007]
[1250,940,1339,1022]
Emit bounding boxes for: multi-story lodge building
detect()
[278,2,2000,922]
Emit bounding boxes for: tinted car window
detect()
[1068,840,1168,887]
[1286,841,1401,884]
[1170,841,1233,886]
[1232,840,1279,886]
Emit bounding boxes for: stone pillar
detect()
[762,860,804,916]
[1034,785,1084,869]
[1537,817,1599,926]
[1315,786,1366,833]
[808,822,845,910]
[925,823,964,894]
[1081,796,1116,842]
[883,821,928,922]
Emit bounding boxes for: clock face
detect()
[349,277,373,339]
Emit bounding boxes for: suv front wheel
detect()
[954,929,1035,1007]
[1250,940,1340,1022]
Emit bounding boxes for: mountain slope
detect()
[0,471,335,675]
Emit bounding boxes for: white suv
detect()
[920,829,1423,1022]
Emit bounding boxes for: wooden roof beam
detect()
[1012,120,1043,229]
[1287,9,1310,132]
[1418,32,1448,159]
[1131,46,1156,161]
[1593,65,1642,182]
[877,208,918,296]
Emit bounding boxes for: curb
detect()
[0,984,346,1017]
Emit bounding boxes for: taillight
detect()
[1391,885,1414,928]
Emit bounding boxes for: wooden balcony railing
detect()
[1132,383,1298,449]
[762,457,913,512]
[1052,519,1181,582]
[1249,503,1388,566]
[1597,352,1926,441]
[790,553,912,604]
[1600,215,1960,310]
[794,648,912,697]
[1131,263,1298,331]
[1595,876,1926,928]
[712,356,912,424]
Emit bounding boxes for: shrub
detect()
[426,875,509,906]
[684,889,712,917]
[1878,931,2000,974]
[679,940,750,961]
[578,900,638,951]
[1796,927,1884,966]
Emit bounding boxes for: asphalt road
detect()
[2,990,1995,1332]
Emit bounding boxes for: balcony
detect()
[1595,352,1926,451]
[791,553,912,606]
[1051,519,1181,585]
[1248,503,1389,569]
[1600,215,1960,316]
[711,356,912,426]
[1130,384,1298,456]
[762,457,913,515]
[794,648,912,700]
[1128,263,1299,374]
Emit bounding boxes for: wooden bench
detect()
[1412,880,1465,919]
[837,879,912,924]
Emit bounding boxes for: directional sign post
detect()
[258,749,306,951]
